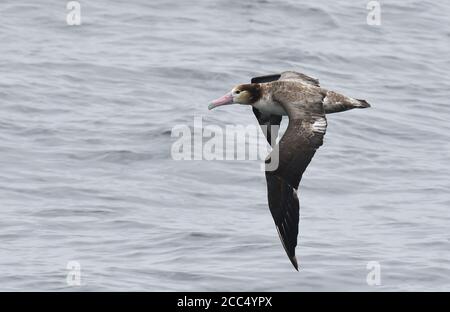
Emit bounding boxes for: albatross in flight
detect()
[208,71,370,270]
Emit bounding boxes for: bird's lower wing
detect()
[267,114,326,189]
[265,173,300,270]
[265,90,327,270]
[267,88,327,189]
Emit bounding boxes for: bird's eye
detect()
[235,90,241,94]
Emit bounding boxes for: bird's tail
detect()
[323,90,371,114]
[354,99,371,108]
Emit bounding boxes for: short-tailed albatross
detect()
[208,71,370,270]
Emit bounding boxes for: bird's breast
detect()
[253,97,287,116]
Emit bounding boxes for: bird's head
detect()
[208,83,262,110]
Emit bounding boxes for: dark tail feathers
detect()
[356,99,371,108]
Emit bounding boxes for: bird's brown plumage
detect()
[249,71,369,270]
[210,71,371,270]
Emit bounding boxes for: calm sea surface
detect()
[0,0,449,291]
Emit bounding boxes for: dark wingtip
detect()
[357,99,371,108]
[290,256,299,271]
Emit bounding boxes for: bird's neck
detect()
[252,85,287,116]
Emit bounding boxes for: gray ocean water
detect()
[1,0,449,291]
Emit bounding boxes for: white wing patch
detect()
[311,116,327,134]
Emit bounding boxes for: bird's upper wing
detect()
[252,71,320,87]
[265,83,327,270]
